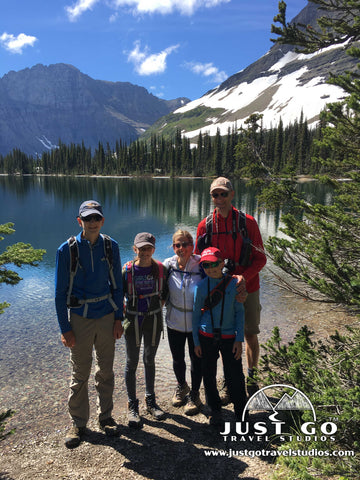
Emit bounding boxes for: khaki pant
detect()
[68,312,115,427]
[244,290,261,335]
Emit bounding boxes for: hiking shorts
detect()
[243,290,261,335]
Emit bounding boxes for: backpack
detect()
[123,259,165,347]
[201,274,233,314]
[196,208,252,266]
[66,234,117,308]
[123,259,164,309]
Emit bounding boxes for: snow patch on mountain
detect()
[175,43,348,139]
[36,135,58,150]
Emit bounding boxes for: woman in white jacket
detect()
[163,230,204,415]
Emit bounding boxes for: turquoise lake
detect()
[0,175,351,438]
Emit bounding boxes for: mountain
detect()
[275,392,312,411]
[246,391,274,411]
[143,2,358,142]
[0,63,189,155]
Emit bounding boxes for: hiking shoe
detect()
[209,410,223,427]
[65,425,86,449]
[99,417,119,436]
[184,391,202,416]
[145,394,166,420]
[128,399,143,429]
[219,382,231,406]
[172,382,190,407]
[246,376,259,398]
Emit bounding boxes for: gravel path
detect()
[1,393,275,480]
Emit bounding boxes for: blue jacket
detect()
[55,232,123,334]
[192,275,244,347]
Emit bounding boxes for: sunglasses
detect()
[81,214,103,222]
[211,192,229,198]
[202,260,221,269]
[173,242,193,249]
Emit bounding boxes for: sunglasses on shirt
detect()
[202,260,221,269]
[173,242,193,249]
[211,191,229,198]
[81,214,103,222]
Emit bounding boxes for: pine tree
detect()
[213,128,223,176]
[259,324,360,478]
[174,128,182,175]
[262,0,360,308]
[222,127,235,176]
[273,117,284,173]
[203,132,212,169]
[234,113,269,179]
[193,131,204,176]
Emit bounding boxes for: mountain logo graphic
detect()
[241,384,316,422]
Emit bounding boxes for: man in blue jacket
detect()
[55,200,124,448]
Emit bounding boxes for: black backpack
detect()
[66,234,116,307]
[196,209,252,267]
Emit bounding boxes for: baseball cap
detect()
[78,200,103,218]
[134,232,156,248]
[200,247,223,263]
[210,177,233,193]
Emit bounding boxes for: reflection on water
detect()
[0,176,353,440]
[0,175,335,256]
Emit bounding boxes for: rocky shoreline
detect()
[1,393,275,480]
[2,304,356,480]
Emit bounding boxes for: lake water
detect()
[0,175,353,438]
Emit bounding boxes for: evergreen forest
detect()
[1,1,360,478]
[0,112,339,178]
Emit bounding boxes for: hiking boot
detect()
[128,399,143,429]
[219,382,231,406]
[145,394,166,420]
[184,391,202,416]
[246,376,259,398]
[99,417,119,436]
[64,425,86,449]
[172,382,190,407]
[208,410,223,427]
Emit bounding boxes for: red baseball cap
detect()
[200,247,223,263]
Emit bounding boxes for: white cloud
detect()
[65,0,230,20]
[149,85,165,97]
[127,41,179,75]
[109,12,118,22]
[65,0,100,21]
[113,0,230,15]
[0,32,37,54]
[185,61,227,84]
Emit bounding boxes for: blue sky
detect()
[1,0,308,101]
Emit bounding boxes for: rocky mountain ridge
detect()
[0,63,189,155]
[143,2,357,142]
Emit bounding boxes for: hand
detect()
[194,345,202,358]
[233,275,248,303]
[232,341,243,360]
[61,330,76,348]
[113,320,124,339]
